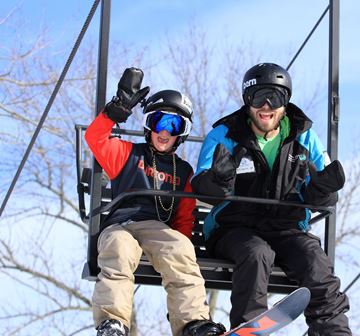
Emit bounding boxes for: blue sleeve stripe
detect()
[297,129,325,171]
[193,125,236,177]
[204,200,230,239]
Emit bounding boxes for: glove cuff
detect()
[104,99,132,123]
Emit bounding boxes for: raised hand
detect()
[105,67,150,123]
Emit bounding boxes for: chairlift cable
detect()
[134,285,141,294]
[342,271,360,294]
[0,0,101,217]
[287,5,329,71]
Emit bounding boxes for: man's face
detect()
[248,103,286,135]
[244,85,288,136]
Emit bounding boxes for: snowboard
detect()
[222,287,311,335]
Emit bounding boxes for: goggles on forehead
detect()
[142,110,192,137]
[246,86,289,109]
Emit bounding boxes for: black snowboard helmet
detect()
[242,63,292,106]
[142,89,193,149]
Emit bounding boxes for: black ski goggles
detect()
[142,110,192,136]
[245,86,289,109]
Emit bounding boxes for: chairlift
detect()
[76,0,340,295]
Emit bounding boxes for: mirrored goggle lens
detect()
[143,111,191,136]
[249,88,287,109]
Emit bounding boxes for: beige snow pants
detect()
[92,220,210,336]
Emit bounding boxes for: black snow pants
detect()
[213,227,351,336]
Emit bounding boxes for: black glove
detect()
[211,143,246,186]
[191,144,246,204]
[304,160,345,206]
[105,67,150,123]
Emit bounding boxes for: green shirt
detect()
[255,116,290,170]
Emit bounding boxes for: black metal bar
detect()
[75,125,83,186]
[95,1,111,115]
[302,0,341,329]
[325,0,340,265]
[87,0,111,274]
[286,5,329,71]
[75,125,89,223]
[132,264,297,293]
[94,189,335,215]
[343,271,360,294]
[308,211,332,225]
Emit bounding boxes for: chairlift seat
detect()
[76,124,334,294]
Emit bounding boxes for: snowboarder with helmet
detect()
[191,63,351,335]
[85,68,225,336]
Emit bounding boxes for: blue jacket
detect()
[191,103,330,251]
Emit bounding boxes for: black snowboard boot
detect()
[96,319,129,336]
[182,319,226,336]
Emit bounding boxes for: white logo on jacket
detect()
[288,154,306,162]
[236,157,256,174]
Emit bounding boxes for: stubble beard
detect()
[250,110,285,134]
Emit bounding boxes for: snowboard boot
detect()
[96,319,129,336]
[182,319,226,336]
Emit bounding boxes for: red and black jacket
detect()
[85,112,195,238]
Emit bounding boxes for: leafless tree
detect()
[0,11,151,334]
[0,8,358,336]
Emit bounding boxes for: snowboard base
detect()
[223,287,311,335]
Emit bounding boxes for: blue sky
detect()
[1,0,359,334]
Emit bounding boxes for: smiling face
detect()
[248,103,286,137]
[151,130,178,153]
